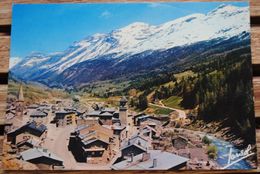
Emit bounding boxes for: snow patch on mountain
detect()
[12,4,250,76]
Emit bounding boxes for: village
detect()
[2,84,221,170]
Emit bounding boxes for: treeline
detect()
[152,46,255,145]
[128,44,255,145]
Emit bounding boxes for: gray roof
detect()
[102,107,116,113]
[113,124,126,130]
[83,137,109,146]
[30,110,47,117]
[28,104,39,109]
[74,125,89,132]
[121,135,149,151]
[8,121,47,137]
[85,110,101,116]
[100,112,113,117]
[112,150,189,170]
[79,131,96,140]
[20,147,63,163]
[137,115,151,120]
[28,122,47,134]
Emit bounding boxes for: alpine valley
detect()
[6,3,257,170]
[10,4,255,146]
[11,4,250,88]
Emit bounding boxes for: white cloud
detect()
[100,10,112,19]
[9,57,21,69]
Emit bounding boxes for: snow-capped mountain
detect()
[11,4,250,85]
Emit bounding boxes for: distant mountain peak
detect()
[11,4,250,83]
[208,4,248,15]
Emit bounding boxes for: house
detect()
[111,150,189,170]
[20,147,63,167]
[16,139,39,152]
[85,109,115,125]
[112,123,127,141]
[54,110,76,127]
[84,96,130,126]
[7,121,47,149]
[68,123,114,163]
[172,135,189,150]
[29,110,48,123]
[140,118,162,128]
[140,125,158,139]
[99,112,113,125]
[133,113,146,125]
[76,117,100,126]
[133,114,161,127]
[120,135,150,157]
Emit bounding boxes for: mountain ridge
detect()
[11,4,250,87]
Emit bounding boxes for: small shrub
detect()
[207,145,218,159]
[202,135,212,145]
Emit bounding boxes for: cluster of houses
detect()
[3,84,216,170]
[67,97,191,169]
[4,85,65,168]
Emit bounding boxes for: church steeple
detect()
[18,84,24,102]
[16,84,24,117]
[119,96,128,126]
[120,96,128,108]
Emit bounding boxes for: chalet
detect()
[68,123,114,163]
[20,147,63,166]
[84,97,130,126]
[85,110,102,117]
[172,135,189,150]
[133,113,146,125]
[133,114,161,127]
[54,110,76,127]
[7,121,47,147]
[29,110,48,123]
[16,139,39,152]
[99,111,113,125]
[76,117,100,126]
[38,104,52,112]
[112,123,127,141]
[120,135,150,157]
[112,150,189,170]
[140,125,158,139]
[85,108,115,125]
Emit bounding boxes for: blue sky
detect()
[11,1,249,59]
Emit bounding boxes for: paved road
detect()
[149,102,187,119]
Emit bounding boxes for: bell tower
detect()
[16,84,24,117]
[119,96,128,126]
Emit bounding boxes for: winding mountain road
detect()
[149,101,187,119]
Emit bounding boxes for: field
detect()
[146,104,173,115]
[7,81,70,104]
[162,96,183,109]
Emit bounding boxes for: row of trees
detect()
[129,44,255,146]
[153,46,255,145]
